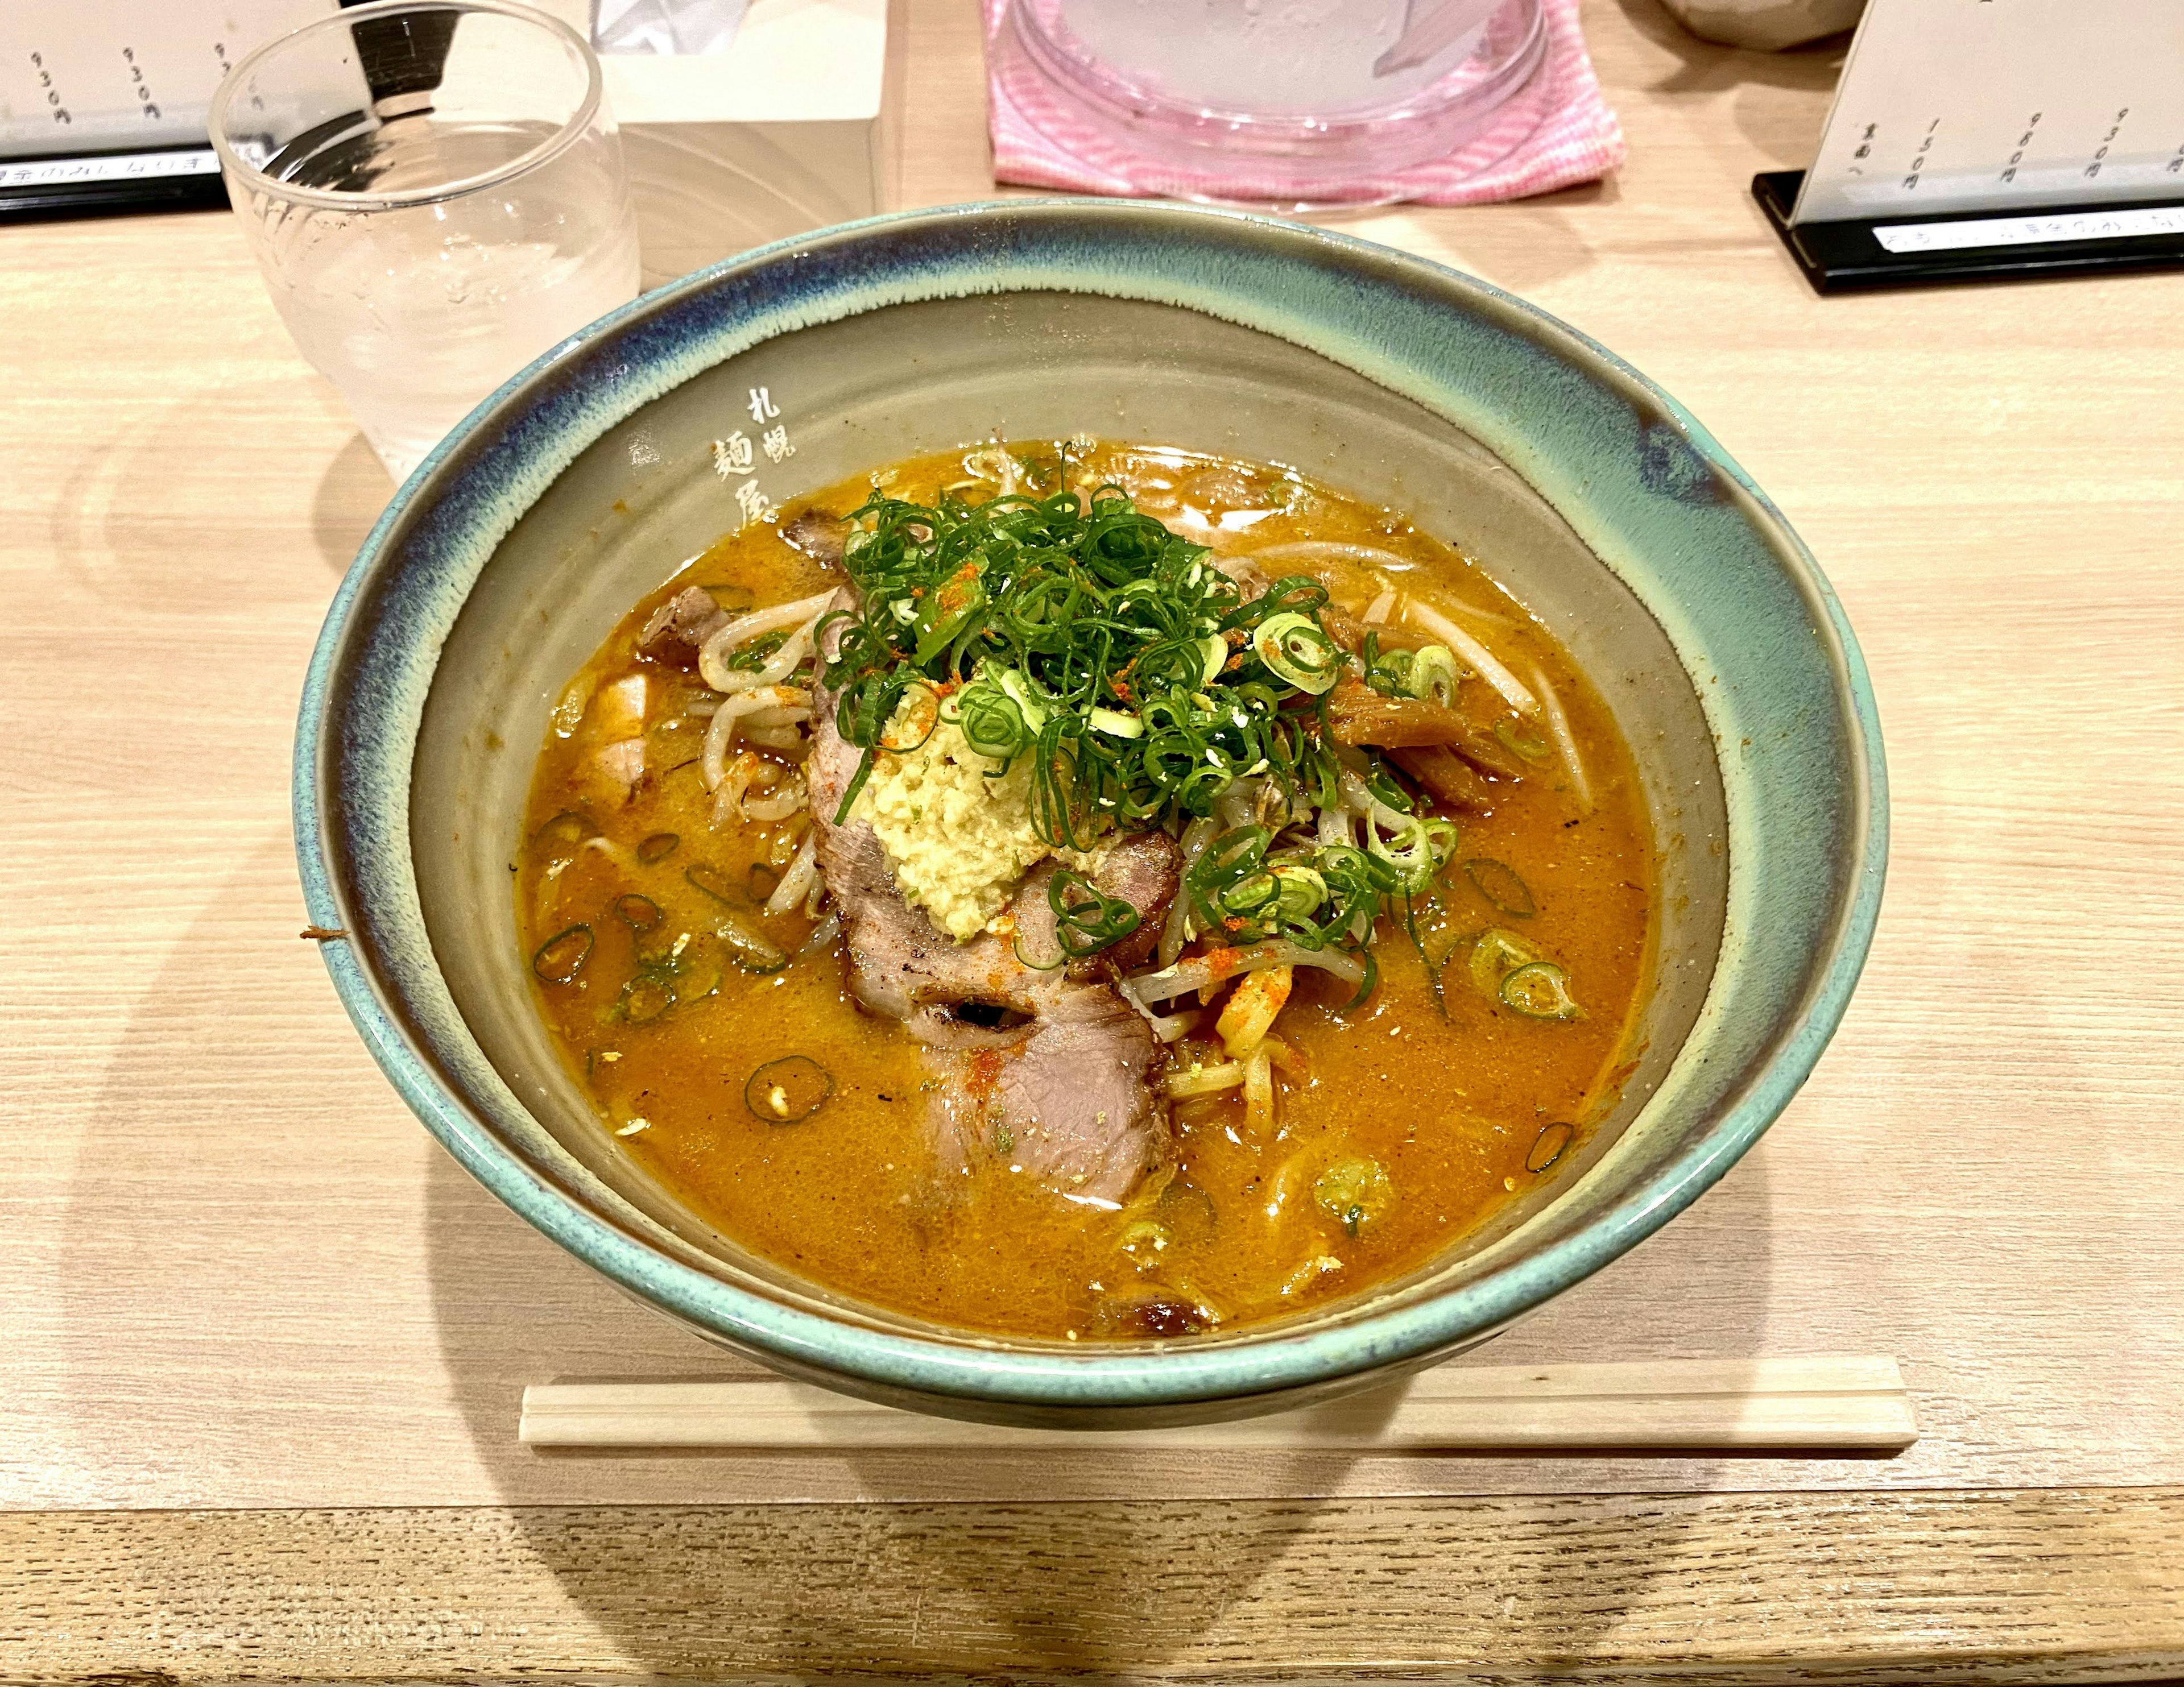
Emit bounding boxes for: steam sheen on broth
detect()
[518,442,1653,1341]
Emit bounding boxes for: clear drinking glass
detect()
[210,0,642,480]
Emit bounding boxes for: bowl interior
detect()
[416,292,1724,1337]
[309,205,1879,1422]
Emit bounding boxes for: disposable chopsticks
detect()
[519,1354,1916,1451]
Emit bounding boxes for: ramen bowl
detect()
[297,200,1885,1427]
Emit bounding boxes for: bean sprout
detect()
[796,908,842,959]
[696,591,835,689]
[1117,977,1201,1043]
[1125,940,1363,1004]
[701,686,809,790]
[702,616,817,695]
[1246,540,1414,573]
[765,830,819,915]
[1528,662,1594,814]
[1403,599,1538,716]
[744,772,808,823]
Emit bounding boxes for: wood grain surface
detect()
[3,0,2183,1673]
[515,1357,1921,1450]
[6,1491,2183,1684]
[3,0,2182,1518]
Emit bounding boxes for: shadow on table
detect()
[1612,0,1849,170]
[57,837,1817,1676]
[313,432,393,573]
[1310,181,1624,296]
[415,1143,1800,1668]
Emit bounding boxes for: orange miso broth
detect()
[518,441,1653,1341]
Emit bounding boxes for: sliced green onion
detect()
[1500,960,1582,1020]
[1466,927,1543,998]
[1252,611,1342,695]
[1525,1121,1575,1173]
[1011,923,1067,971]
[821,486,1337,849]
[532,811,594,852]
[1461,857,1537,917]
[531,923,593,984]
[995,667,1049,732]
[744,1055,834,1124]
[1368,814,1457,893]
[675,948,725,1003]
[636,831,680,865]
[1049,868,1142,959]
[685,863,741,904]
[613,893,662,932]
[1271,864,1327,923]
[1087,706,1143,739]
[618,974,675,1025]
[1314,1155,1394,1236]
[1494,718,1552,763]
[955,683,1029,759]
[1407,645,1461,706]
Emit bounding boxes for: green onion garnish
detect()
[531,923,593,984]
[1494,718,1552,763]
[819,471,1341,845]
[614,893,662,932]
[1251,611,1342,694]
[1525,1121,1575,1173]
[1500,960,1582,1020]
[684,864,740,904]
[1048,869,1143,959]
[1314,1155,1395,1236]
[744,1055,835,1124]
[1461,856,1537,917]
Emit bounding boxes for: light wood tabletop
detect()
[4,0,2182,1679]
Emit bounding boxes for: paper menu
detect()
[0,3,333,156]
[1793,0,2184,225]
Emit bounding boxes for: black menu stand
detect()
[1754,169,2184,294]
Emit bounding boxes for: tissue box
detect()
[538,0,903,283]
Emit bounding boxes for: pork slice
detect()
[996,987,1163,1202]
[1321,604,1429,656]
[783,508,850,568]
[805,617,1169,1206]
[1392,745,1488,813]
[1011,832,1182,981]
[638,586,729,668]
[1325,678,1471,751]
[926,984,1164,1207]
[820,818,1049,1026]
[806,618,1053,1026]
[1081,830,1182,978]
[1202,550,1271,604]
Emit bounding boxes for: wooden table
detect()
[5,1,2182,1678]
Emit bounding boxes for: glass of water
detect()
[210,0,642,480]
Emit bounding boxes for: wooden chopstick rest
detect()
[519,1355,1917,1452]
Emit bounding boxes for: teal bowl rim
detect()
[296,199,1888,1410]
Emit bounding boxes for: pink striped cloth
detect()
[983,0,1625,206]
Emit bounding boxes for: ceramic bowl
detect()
[297,200,1885,1427]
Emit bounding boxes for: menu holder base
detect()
[0,145,228,224]
[1754,169,2184,295]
